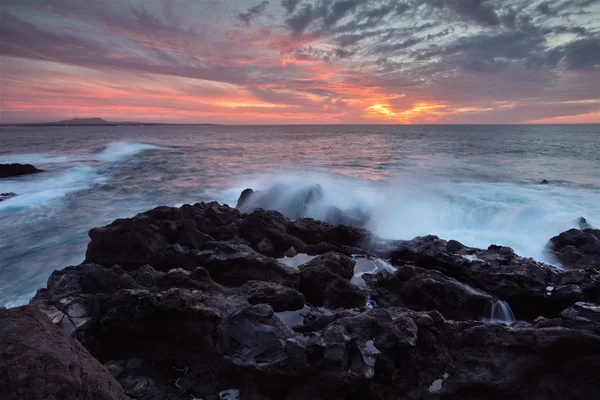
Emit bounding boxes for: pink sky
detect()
[1,0,599,124]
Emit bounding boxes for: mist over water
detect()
[1,124,599,307]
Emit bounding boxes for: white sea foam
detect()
[0,141,170,166]
[0,166,108,212]
[221,172,600,265]
[0,142,169,213]
[95,141,170,162]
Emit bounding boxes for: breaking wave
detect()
[222,172,600,264]
[0,141,170,212]
[96,141,170,162]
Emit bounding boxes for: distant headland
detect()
[1,117,216,127]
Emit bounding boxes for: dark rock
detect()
[541,179,549,184]
[578,217,592,229]
[218,304,293,368]
[21,200,600,400]
[105,359,189,400]
[0,192,17,202]
[0,163,43,178]
[364,265,494,320]
[285,247,298,258]
[388,235,591,320]
[236,188,255,209]
[0,306,129,400]
[198,241,300,287]
[238,209,306,257]
[298,252,365,309]
[236,184,370,228]
[238,184,324,219]
[549,228,600,270]
[241,280,305,312]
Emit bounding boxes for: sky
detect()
[0,0,599,124]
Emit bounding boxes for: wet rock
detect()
[560,302,600,324]
[241,280,305,312]
[238,209,306,257]
[237,184,324,219]
[0,306,129,400]
[389,235,589,320]
[578,217,592,229]
[298,252,365,309]
[218,304,293,368]
[549,228,600,270]
[540,179,549,184]
[0,163,43,178]
[198,241,300,287]
[0,192,17,202]
[105,359,189,400]
[20,200,600,400]
[236,188,254,209]
[365,265,494,320]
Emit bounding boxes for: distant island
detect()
[1,118,216,127]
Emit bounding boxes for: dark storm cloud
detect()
[237,1,270,25]
[281,0,302,13]
[423,0,501,26]
[561,37,600,69]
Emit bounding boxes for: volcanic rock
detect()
[0,163,43,178]
[0,306,129,400]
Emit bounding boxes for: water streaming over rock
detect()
[486,300,516,324]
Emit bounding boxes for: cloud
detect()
[561,37,600,69]
[423,0,501,26]
[0,0,599,123]
[238,1,270,25]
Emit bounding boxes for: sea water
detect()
[0,124,599,307]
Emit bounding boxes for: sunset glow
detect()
[1,0,599,124]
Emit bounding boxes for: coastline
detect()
[2,198,600,399]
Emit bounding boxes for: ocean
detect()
[1,124,599,307]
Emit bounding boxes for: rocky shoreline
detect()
[2,199,600,399]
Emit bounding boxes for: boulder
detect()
[549,228,600,270]
[298,252,366,309]
[241,280,305,312]
[0,163,43,178]
[0,306,129,400]
[236,188,255,209]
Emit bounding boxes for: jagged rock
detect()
[388,235,595,320]
[105,359,188,400]
[578,217,592,229]
[236,188,254,209]
[0,163,43,178]
[237,183,324,219]
[0,306,129,400]
[218,304,293,368]
[241,280,305,312]
[0,192,17,202]
[298,252,365,309]
[238,209,306,257]
[549,228,600,270]
[18,200,600,400]
[365,264,494,320]
[198,241,300,287]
